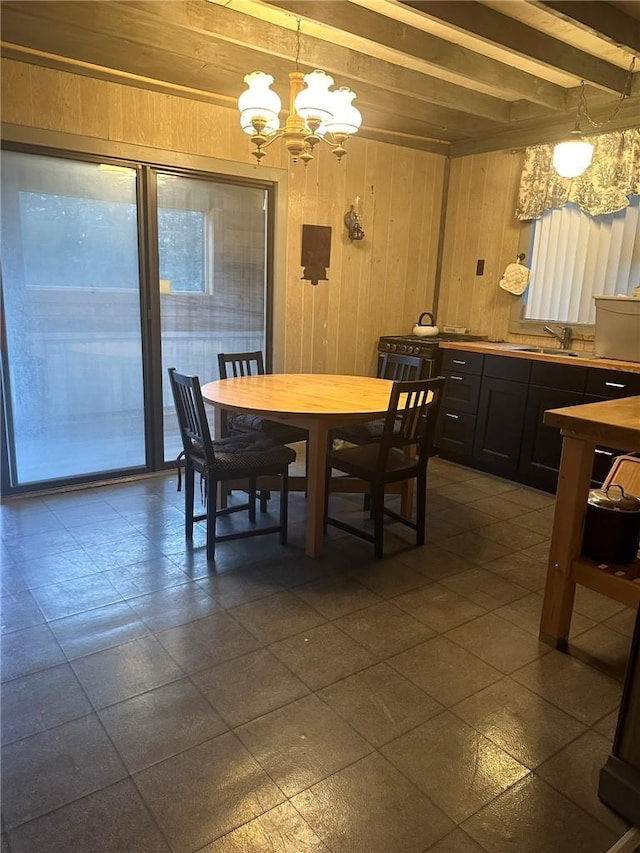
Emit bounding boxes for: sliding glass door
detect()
[1,152,146,487]
[155,174,268,461]
[1,147,274,493]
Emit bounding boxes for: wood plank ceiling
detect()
[2,0,639,157]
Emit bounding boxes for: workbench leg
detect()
[539,435,596,649]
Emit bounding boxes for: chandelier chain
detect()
[295,18,301,72]
[580,55,637,129]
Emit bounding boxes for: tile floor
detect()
[1,456,637,853]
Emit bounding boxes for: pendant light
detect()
[552,82,593,179]
[553,57,636,180]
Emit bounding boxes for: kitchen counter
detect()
[439,340,640,373]
[539,396,640,649]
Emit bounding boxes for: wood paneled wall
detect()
[1,58,446,376]
[438,150,525,342]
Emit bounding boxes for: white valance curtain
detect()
[516,129,640,221]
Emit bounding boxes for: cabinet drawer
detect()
[441,371,481,413]
[585,368,640,399]
[483,354,531,383]
[441,350,484,375]
[435,409,477,457]
[530,361,588,393]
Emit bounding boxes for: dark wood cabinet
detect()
[583,364,640,484]
[586,368,640,399]
[518,386,584,491]
[435,350,483,461]
[436,347,639,492]
[473,377,528,477]
[517,361,587,491]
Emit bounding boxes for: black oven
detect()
[378,333,486,377]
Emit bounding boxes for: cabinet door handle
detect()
[445,413,459,419]
[449,375,464,381]
[604,381,625,389]
[452,359,467,365]
[594,448,615,457]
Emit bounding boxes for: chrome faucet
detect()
[543,324,572,349]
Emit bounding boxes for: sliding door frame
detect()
[0,125,288,495]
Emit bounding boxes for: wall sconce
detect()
[344,204,364,241]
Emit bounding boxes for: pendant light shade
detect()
[294,70,335,125]
[238,72,281,136]
[322,88,362,136]
[552,136,594,179]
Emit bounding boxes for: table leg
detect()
[539,435,596,649]
[304,421,330,558]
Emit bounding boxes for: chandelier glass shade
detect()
[238,68,362,165]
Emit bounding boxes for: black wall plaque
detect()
[301,224,331,286]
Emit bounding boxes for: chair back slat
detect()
[378,377,445,473]
[379,353,430,382]
[218,351,265,380]
[168,368,216,465]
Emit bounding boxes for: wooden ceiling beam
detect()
[450,94,640,156]
[0,0,503,139]
[187,0,513,122]
[263,0,568,108]
[0,0,514,126]
[535,1,640,56]
[400,0,630,94]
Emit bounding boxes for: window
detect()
[158,207,205,292]
[522,196,640,325]
[20,191,138,290]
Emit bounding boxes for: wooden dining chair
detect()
[217,351,308,447]
[330,353,430,447]
[325,376,445,558]
[168,367,296,560]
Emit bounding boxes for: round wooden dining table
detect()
[200,373,396,557]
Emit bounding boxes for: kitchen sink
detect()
[506,346,596,359]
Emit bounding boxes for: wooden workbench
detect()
[539,396,640,648]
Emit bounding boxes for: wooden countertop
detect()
[439,340,640,373]
[543,396,640,451]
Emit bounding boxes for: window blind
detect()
[524,196,640,324]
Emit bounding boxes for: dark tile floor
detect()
[1,457,636,853]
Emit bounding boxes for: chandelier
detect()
[238,20,362,165]
[553,57,636,179]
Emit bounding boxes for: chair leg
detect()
[206,477,217,561]
[279,466,289,545]
[416,469,427,547]
[185,462,195,539]
[259,490,269,513]
[371,486,385,559]
[248,478,257,523]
